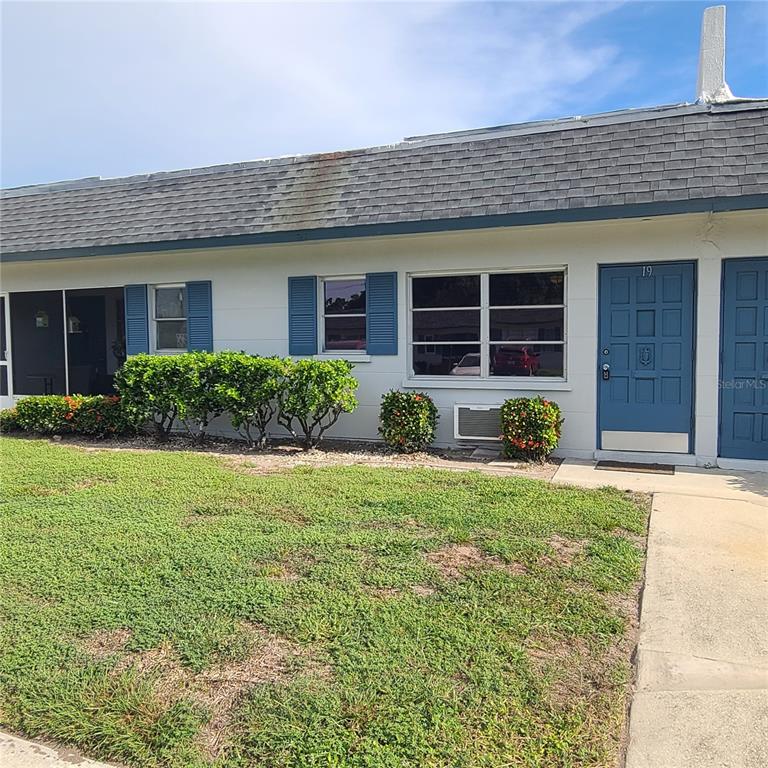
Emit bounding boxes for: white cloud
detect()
[1,1,632,185]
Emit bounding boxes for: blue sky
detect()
[2,1,766,188]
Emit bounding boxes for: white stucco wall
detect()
[2,209,766,464]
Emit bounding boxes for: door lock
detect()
[601,363,610,381]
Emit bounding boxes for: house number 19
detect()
[642,265,654,277]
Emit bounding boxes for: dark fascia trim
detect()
[3,195,767,263]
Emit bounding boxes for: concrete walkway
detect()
[0,733,114,768]
[554,460,768,768]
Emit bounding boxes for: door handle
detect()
[601,363,610,381]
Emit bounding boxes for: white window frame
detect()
[318,275,368,355]
[407,267,567,382]
[151,283,188,354]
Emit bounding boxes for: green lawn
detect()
[0,437,647,768]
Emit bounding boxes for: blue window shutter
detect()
[366,272,398,355]
[288,276,318,355]
[186,281,213,351]
[124,284,149,355]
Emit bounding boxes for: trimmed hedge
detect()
[500,395,563,462]
[379,390,438,453]
[115,352,358,448]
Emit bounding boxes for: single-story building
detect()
[1,13,766,469]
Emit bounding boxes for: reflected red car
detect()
[492,346,540,376]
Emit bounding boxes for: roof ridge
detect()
[405,99,768,145]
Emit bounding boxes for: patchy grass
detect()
[0,437,647,768]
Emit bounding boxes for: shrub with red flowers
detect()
[13,395,135,437]
[0,407,20,432]
[15,396,72,434]
[379,390,439,453]
[67,395,135,436]
[499,396,563,462]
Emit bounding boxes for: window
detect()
[322,277,366,352]
[410,270,565,378]
[153,285,187,351]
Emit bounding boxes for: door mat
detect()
[595,461,675,475]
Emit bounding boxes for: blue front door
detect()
[598,262,695,453]
[719,258,768,460]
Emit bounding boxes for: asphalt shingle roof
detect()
[2,101,767,257]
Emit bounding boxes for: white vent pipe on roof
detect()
[697,6,735,103]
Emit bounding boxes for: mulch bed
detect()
[18,432,562,481]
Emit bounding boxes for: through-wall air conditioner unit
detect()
[454,404,502,442]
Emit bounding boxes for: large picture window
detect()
[410,270,565,378]
[322,277,367,352]
[153,284,187,351]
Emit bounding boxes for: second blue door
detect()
[719,258,768,460]
[598,262,695,453]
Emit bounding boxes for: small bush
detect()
[500,396,563,462]
[215,352,288,449]
[15,396,72,434]
[115,354,186,440]
[277,359,358,449]
[379,390,438,453]
[0,407,20,433]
